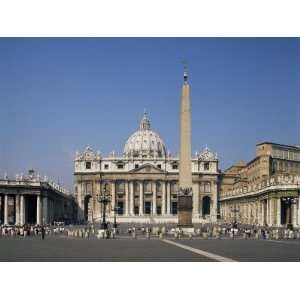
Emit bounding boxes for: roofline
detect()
[256,141,300,150]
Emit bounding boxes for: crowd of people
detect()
[1,221,299,240]
[0,224,61,239]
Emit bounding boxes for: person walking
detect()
[41,226,45,240]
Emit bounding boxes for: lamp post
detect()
[231,205,239,239]
[97,184,111,230]
[231,205,239,228]
[112,206,120,229]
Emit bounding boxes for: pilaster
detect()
[139,181,144,216]
[153,181,157,215]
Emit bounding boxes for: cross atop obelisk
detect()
[178,64,193,227]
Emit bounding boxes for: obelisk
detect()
[178,65,193,227]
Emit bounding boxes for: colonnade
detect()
[0,194,51,225]
[108,180,173,216]
[221,196,300,227]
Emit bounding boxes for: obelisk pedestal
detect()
[178,67,193,228]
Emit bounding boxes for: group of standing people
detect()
[0,224,48,239]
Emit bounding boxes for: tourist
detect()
[41,226,45,240]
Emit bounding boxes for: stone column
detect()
[20,195,25,225]
[36,195,41,225]
[247,203,250,224]
[166,182,171,215]
[76,182,83,221]
[262,200,265,225]
[211,181,218,222]
[129,181,134,215]
[15,195,20,225]
[162,181,166,216]
[292,200,297,226]
[276,197,281,226]
[139,181,144,216]
[269,198,273,226]
[192,182,199,217]
[4,194,8,225]
[152,181,157,215]
[43,196,48,224]
[125,181,129,216]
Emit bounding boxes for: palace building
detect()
[74,78,220,225]
[220,142,300,227]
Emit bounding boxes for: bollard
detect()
[159,232,164,239]
[132,231,137,239]
[188,233,192,240]
[146,232,150,240]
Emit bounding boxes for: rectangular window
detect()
[144,202,151,215]
[171,202,178,215]
[144,182,152,193]
[172,164,178,169]
[85,161,91,169]
[104,164,109,170]
[157,206,161,215]
[135,164,139,169]
[204,182,211,193]
[157,164,161,169]
[134,206,139,215]
[204,162,209,170]
[117,164,124,169]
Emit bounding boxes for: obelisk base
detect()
[177,191,193,228]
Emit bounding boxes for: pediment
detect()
[130,163,165,174]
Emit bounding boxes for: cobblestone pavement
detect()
[1,235,300,261]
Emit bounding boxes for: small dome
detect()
[124,111,167,158]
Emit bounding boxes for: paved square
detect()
[1,236,300,261]
[0,237,213,262]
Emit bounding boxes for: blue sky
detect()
[0,38,299,190]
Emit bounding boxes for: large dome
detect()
[123,112,167,158]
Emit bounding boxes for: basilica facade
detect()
[74,112,219,224]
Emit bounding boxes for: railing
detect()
[0,177,71,196]
[221,174,300,199]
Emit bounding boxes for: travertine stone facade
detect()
[74,112,219,224]
[220,142,300,227]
